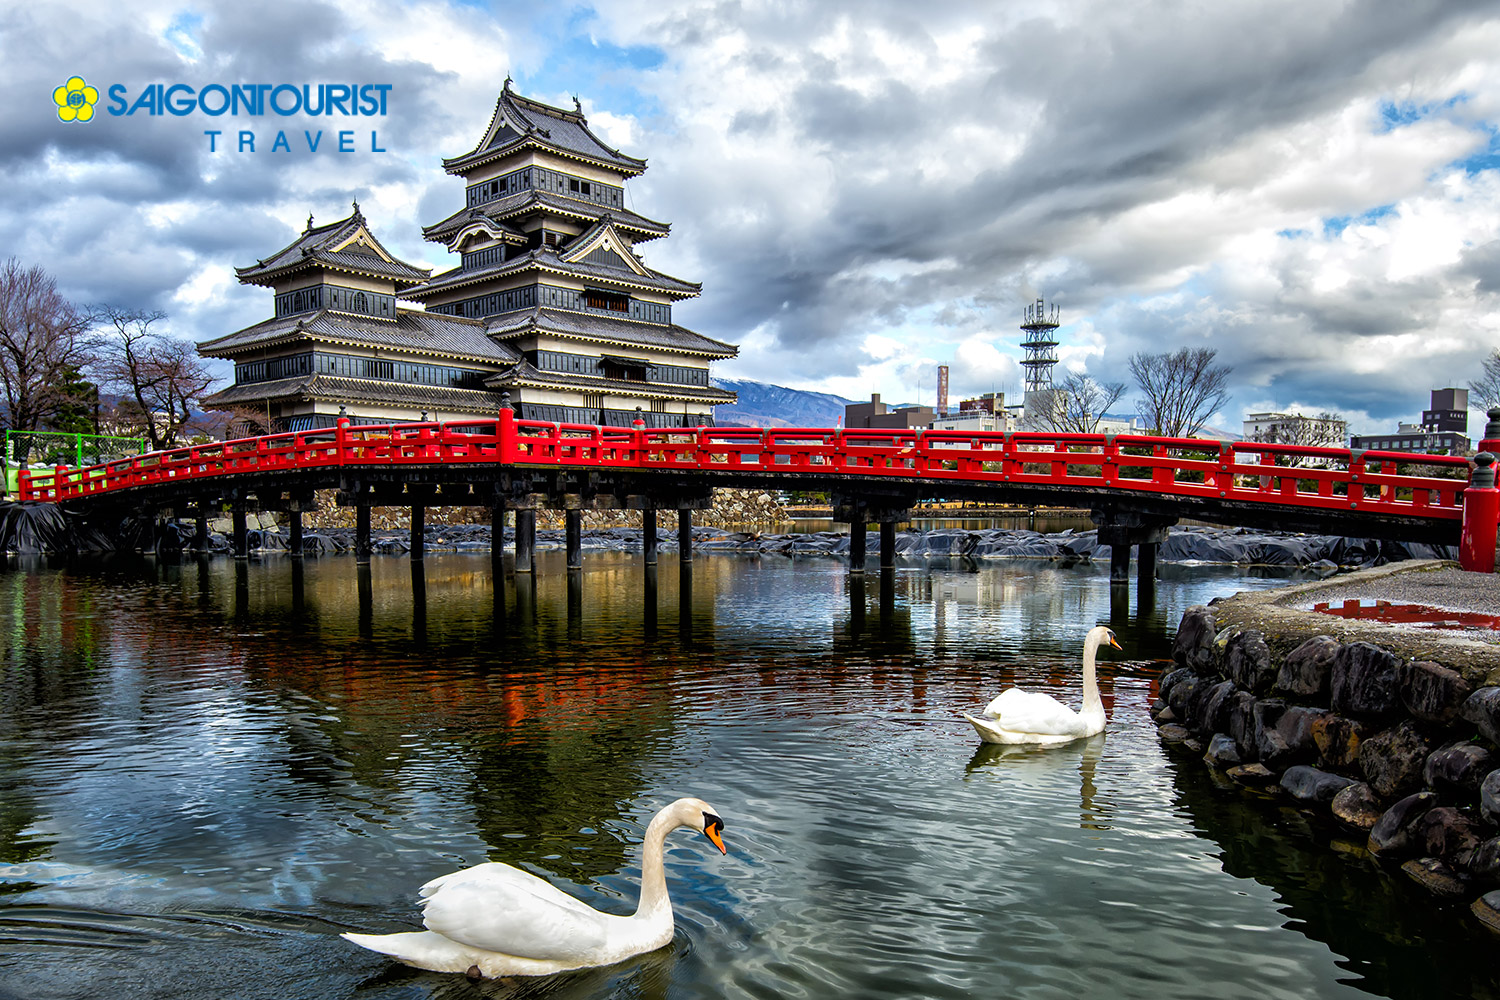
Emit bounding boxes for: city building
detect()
[930,393,1014,433]
[843,393,934,430]
[199,82,738,432]
[1350,389,1471,454]
[1242,411,1349,446]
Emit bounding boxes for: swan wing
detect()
[418,862,609,961]
[984,688,1086,737]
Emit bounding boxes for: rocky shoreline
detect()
[1156,602,1500,934]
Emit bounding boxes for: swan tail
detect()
[341,930,481,974]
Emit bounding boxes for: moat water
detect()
[0,550,1495,1000]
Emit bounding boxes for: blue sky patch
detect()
[164,10,204,61]
[1377,93,1465,133]
[1322,204,1395,237]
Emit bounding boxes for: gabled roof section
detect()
[557,216,651,278]
[198,307,523,366]
[236,204,432,289]
[443,80,648,178]
[422,191,669,246]
[486,307,738,359]
[400,244,701,302]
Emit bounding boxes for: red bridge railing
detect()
[14,411,1475,527]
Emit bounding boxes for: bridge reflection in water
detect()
[4,553,1486,1000]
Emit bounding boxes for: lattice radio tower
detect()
[1019,298,1060,394]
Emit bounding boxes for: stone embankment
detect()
[1156,588,1500,934]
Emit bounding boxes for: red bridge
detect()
[15,410,1498,576]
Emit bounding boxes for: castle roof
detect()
[485,306,737,359]
[203,373,507,415]
[443,82,648,178]
[421,191,670,247]
[235,205,432,289]
[197,307,521,366]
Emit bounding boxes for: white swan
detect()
[964,625,1121,745]
[342,797,727,979]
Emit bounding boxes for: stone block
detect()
[1359,721,1433,799]
[1471,891,1500,934]
[1331,782,1383,832]
[1331,642,1402,721]
[1187,679,1237,737]
[1167,674,1203,723]
[1273,635,1338,702]
[1172,605,1217,674]
[1423,743,1495,800]
[1401,661,1472,725]
[1461,687,1500,746]
[1204,733,1242,768]
[1227,763,1277,785]
[1469,838,1500,882]
[1311,713,1366,773]
[1367,791,1438,857]
[1252,699,1325,772]
[1416,806,1484,858]
[1482,769,1500,826]
[1158,667,1193,707]
[1226,690,1260,762]
[1401,857,1471,898]
[1158,723,1191,743]
[1280,765,1355,804]
[1226,629,1276,696]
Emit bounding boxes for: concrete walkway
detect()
[1209,560,1500,684]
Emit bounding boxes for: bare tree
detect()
[1470,350,1500,410]
[0,258,95,462]
[1038,371,1128,433]
[1129,346,1232,438]
[95,307,218,450]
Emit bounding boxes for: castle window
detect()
[585,289,629,313]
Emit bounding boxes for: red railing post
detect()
[336,416,350,465]
[1460,452,1499,573]
[498,403,516,464]
[16,469,30,501]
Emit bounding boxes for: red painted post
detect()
[1460,452,1499,573]
[497,397,516,464]
[16,469,29,501]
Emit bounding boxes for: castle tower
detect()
[403,81,738,427]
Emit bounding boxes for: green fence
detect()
[2,430,147,497]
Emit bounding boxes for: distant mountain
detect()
[712,377,859,428]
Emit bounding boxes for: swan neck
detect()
[633,807,676,919]
[1080,632,1103,713]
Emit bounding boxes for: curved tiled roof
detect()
[486,307,737,359]
[444,85,647,177]
[197,308,523,365]
[483,361,738,402]
[421,191,669,245]
[203,373,505,414]
[403,245,699,302]
[236,207,431,288]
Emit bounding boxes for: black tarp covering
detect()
[0,502,116,555]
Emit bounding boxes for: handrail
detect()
[13,419,1473,525]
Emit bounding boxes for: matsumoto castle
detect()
[199,82,738,431]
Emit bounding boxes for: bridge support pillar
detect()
[490,503,505,573]
[678,510,693,564]
[880,521,896,569]
[849,516,867,573]
[410,504,425,562]
[288,510,303,557]
[1137,540,1158,587]
[565,508,582,571]
[193,514,208,552]
[355,505,371,564]
[232,510,248,560]
[643,508,658,566]
[1094,512,1173,588]
[515,509,535,574]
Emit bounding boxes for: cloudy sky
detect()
[6,0,1500,435]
